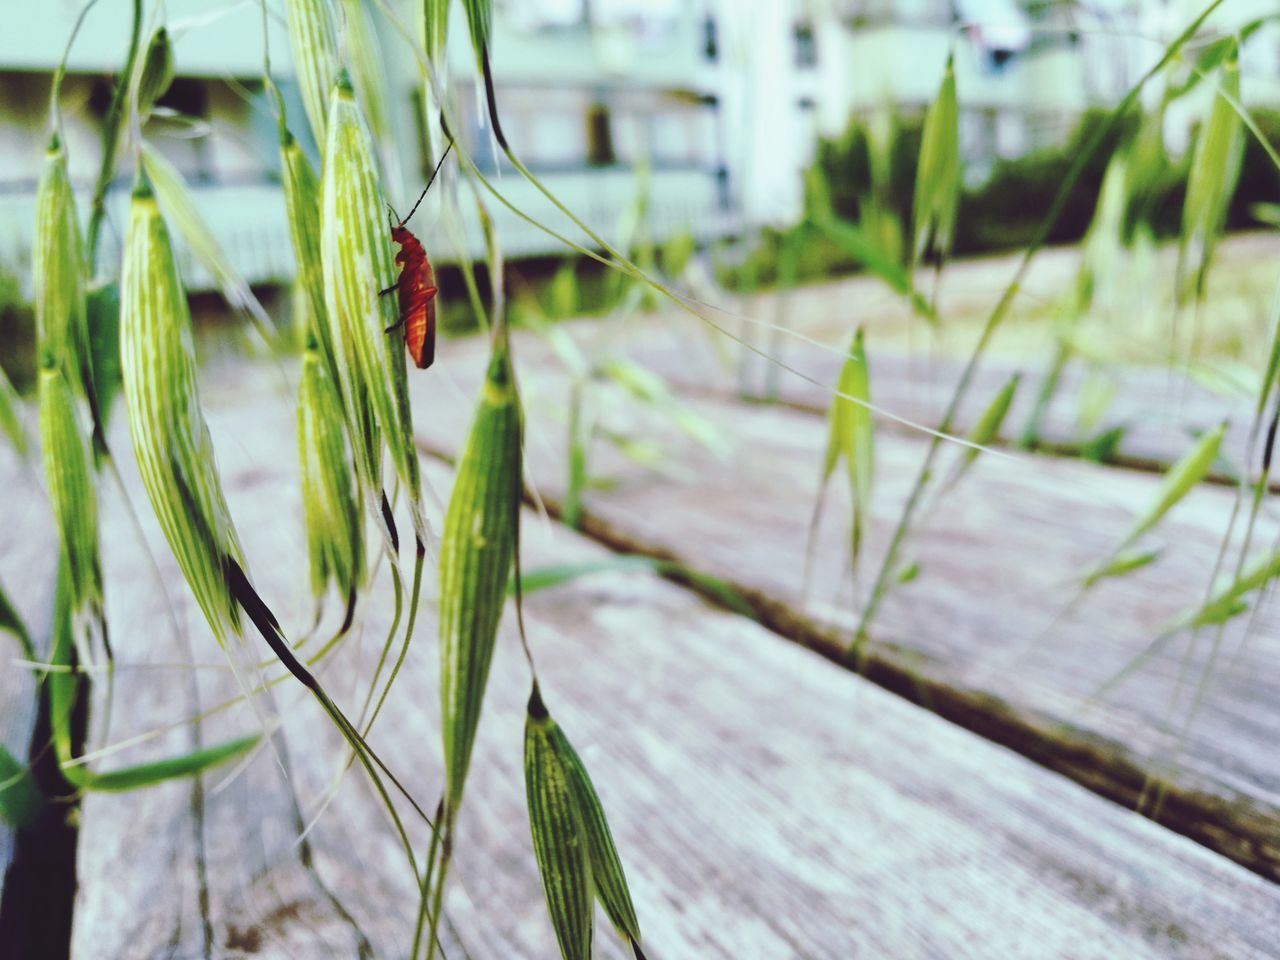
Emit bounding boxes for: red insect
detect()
[382,143,453,370]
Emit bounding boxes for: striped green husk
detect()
[423,0,451,66]
[135,26,175,119]
[33,135,89,385]
[283,0,340,149]
[280,131,335,375]
[320,78,421,525]
[461,0,492,70]
[341,0,395,175]
[439,333,521,808]
[297,341,364,599]
[525,694,593,960]
[525,687,644,956]
[120,175,243,643]
[554,719,641,943]
[140,142,273,336]
[38,361,100,615]
[911,54,959,265]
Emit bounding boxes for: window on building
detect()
[703,15,718,61]
[794,21,817,68]
[154,78,210,121]
[586,101,616,166]
[147,79,215,182]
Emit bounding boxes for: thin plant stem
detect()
[86,0,144,273]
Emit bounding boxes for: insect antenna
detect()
[398,140,454,227]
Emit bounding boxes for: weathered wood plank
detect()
[67,371,1280,958]
[549,312,1254,481]
[417,333,1280,882]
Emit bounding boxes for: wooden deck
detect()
[420,331,1280,882]
[3,311,1280,957]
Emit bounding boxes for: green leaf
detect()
[1083,548,1162,588]
[953,373,1019,482]
[64,734,259,792]
[895,561,921,585]
[1176,547,1280,630]
[1083,423,1225,586]
[1079,424,1127,464]
[0,745,43,829]
[810,213,936,322]
[513,558,659,596]
[1122,423,1226,547]
[0,365,26,456]
[86,281,122,438]
[0,577,34,660]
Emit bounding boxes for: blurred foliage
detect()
[0,269,37,394]
[736,105,1280,290]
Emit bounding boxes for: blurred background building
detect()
[0,0,1276,294]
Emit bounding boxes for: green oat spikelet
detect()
[911,53,960,268]
[135,25,175,119]
[423,0,451,67]
[525,689,593,960]
[33,133,89,386]
[949,373,1019,487]
[38,358,101,617]
[297,335,364,603]
[283,0,341,149]
[461,0,493,74]
[825,329,874,570]
[119,172,244,644]
[439,328,522,810]
[1179,40,1243,304]
[1083,422,1226,587]
[280,128,335,375]
[1177,546,1280,630]
[320,74,423,537]
[525,686,645,959]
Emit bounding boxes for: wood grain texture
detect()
[541,311,1258,483]
[63,370,1280,958]
[416,332,1280,882]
